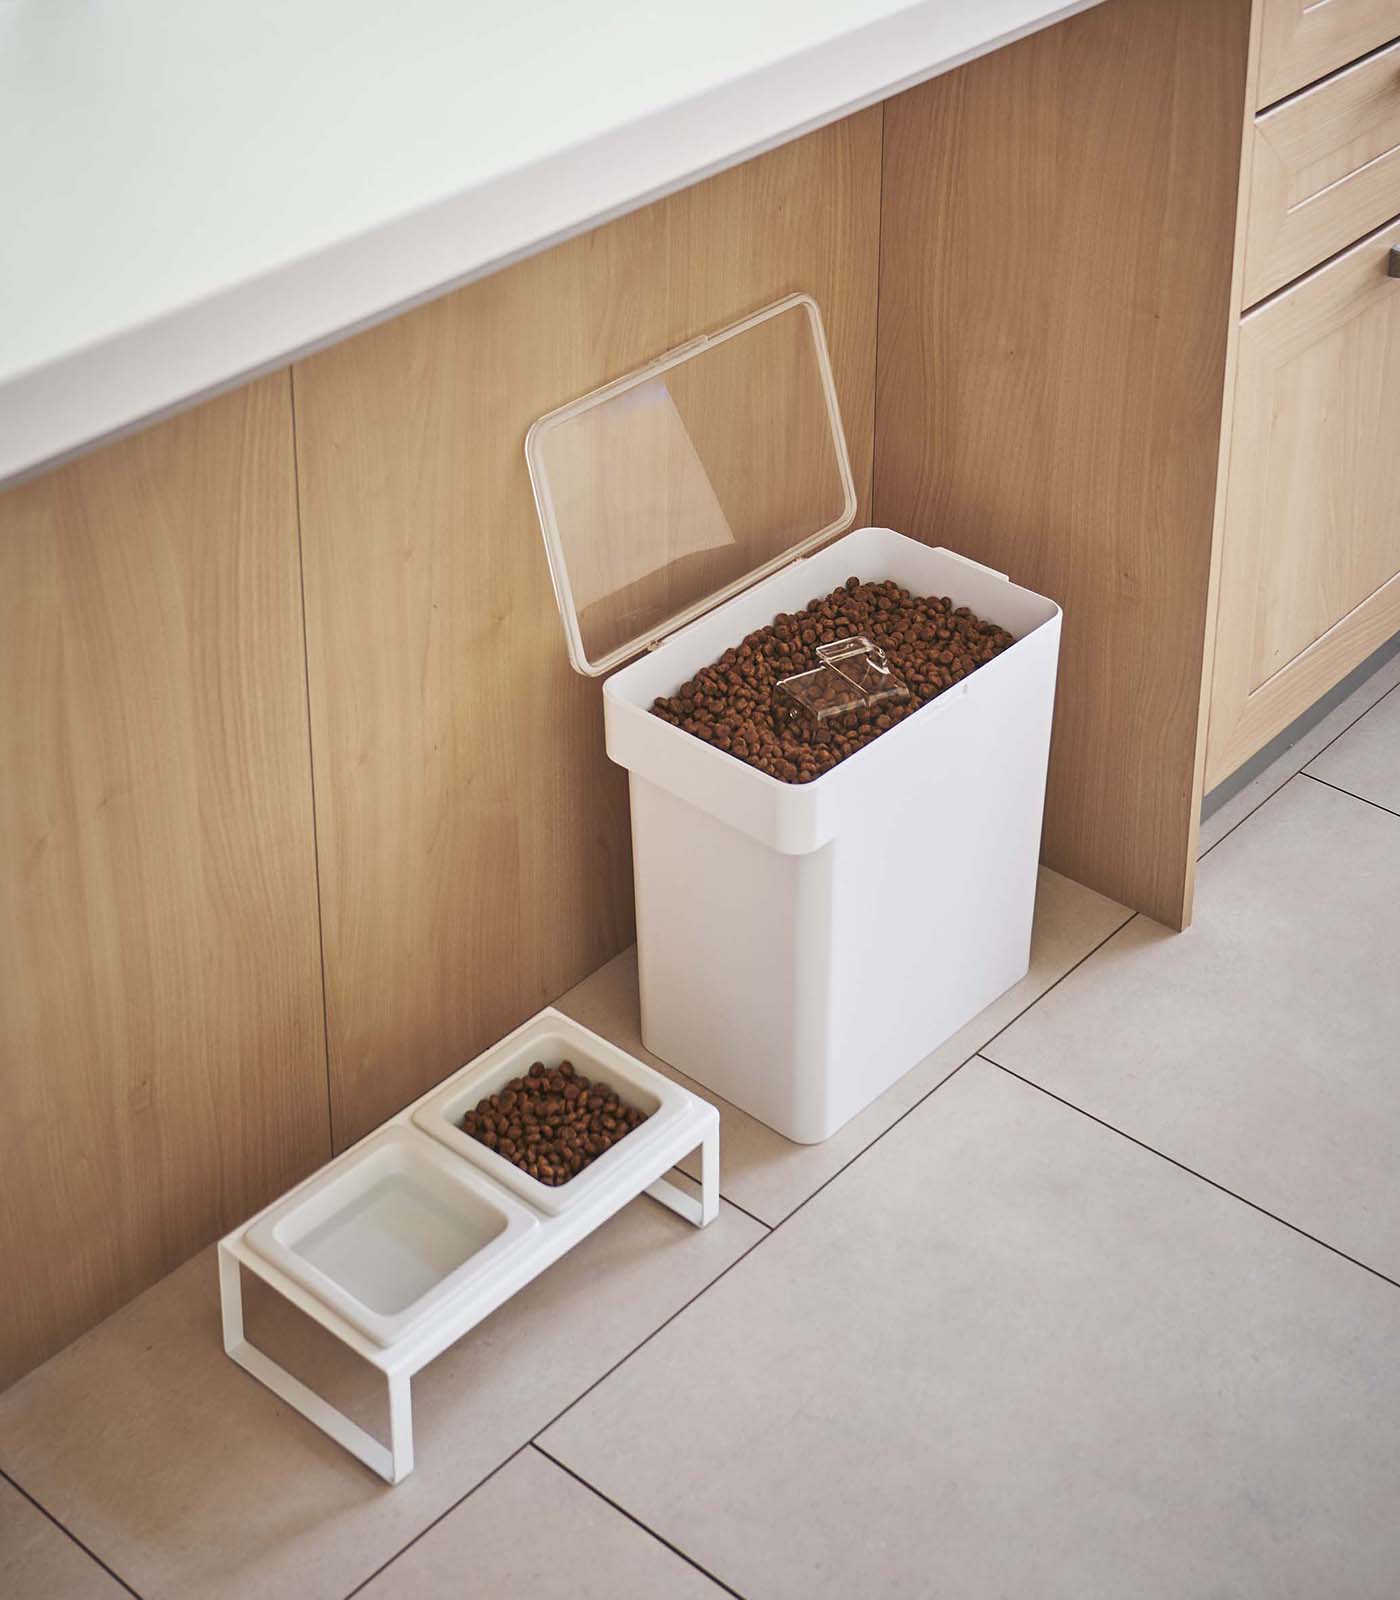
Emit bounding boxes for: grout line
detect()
[714,1057,969,1230]
[703,901,1137,1230]
[662,1160,770,1230]
[981,1057,1400,1292]
[1199,680,1400,862]
[532,1053,984,1441]
[525,1224,775,1441]
[0,1466,145,1600]
[1299,769,1400,823]
[974,908,1137,1060]
[699,1189,769,1232]
[532,1444,749,1599]
[1198,768,1296,861]
[340,1192,775,1598]
[340,1444,534,1599]
[287,366,338,1156]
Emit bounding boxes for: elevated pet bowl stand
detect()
[218,1008,719,1484]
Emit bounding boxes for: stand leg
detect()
[645,1117,720,1228]
[388,1371,415,1484]
[697,1122,719,1226]
[218,1243,408,1484]
[219,1241,245,1351]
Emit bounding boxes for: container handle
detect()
[934,548,1008,584]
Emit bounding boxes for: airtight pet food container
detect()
[526,294,1061,1143]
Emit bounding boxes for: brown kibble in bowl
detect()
[462,1067,651,1186]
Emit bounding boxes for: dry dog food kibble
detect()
[461,1061,649,1186]
[649,576,1015,782]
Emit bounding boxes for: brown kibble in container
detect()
[648,576,1015,782]
[461,1060,650,1186]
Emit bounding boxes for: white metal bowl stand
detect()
[219,1080,718,1484]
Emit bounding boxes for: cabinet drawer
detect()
[1207,218,1400,786]
[1245,38,1400,303]
[1258,0,1399,107]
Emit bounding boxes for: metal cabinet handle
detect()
[1390,246,1400,278]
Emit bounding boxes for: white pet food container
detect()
[527,295,1061,1143]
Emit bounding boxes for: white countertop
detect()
[0,0,1097,486]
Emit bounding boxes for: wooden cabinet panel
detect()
[1245,38,1400,303]
[1258,0,1399,108]
[1207,219,1400,786]
[0,376,331,1386]
[294,114,882,1147]
[875,0,1250,929]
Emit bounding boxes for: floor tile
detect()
[1306,687,1400,816]
[0,1197,762,1600]
[542,1060,1400,1600]
[1199,653,1400,854]
[0,1475,128,1600]
[556,866,1130,1224]
[990,775,1400,1278]
[358,1447,726,1599]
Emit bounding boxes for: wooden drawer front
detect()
[1245,39,1400,302]
[1207,218,1400,786]
[1259,0,1399,107]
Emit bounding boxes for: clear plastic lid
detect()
[525,293,857,676]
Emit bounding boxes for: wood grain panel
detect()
[0,376,330,1386]
[295,113,882,1145]
[1192,0,1269,824]
[1245,37,1400,304]
[874,0,1250,929]
[1206,217,1400,785]
[1258,0,1399,109]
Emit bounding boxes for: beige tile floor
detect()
[354,1449,727,1600]
[544,1063,1400,1600]
[0,1475,127,1600]
[2,676,1397,1599]
[990,776,1400,1278]
[1306,678,1400,818]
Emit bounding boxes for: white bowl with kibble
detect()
[411,1008,693,1216]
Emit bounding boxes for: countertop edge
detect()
[0,0,1098,488]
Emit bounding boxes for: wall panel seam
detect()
[287,363,337,1158]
